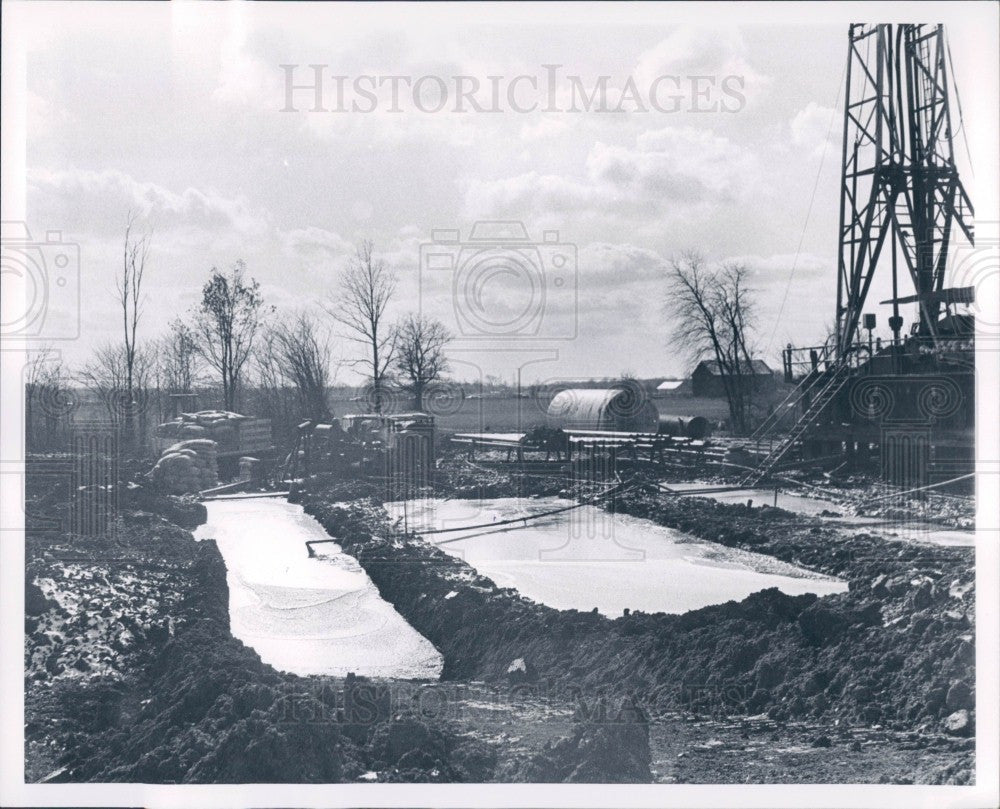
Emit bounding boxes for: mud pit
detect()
[385,497,846,615]
[196,498,442,679]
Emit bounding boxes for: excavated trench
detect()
[194,498,442,679]
[294,474,975,734]
[23,464,976,784]
[383,496,846,616]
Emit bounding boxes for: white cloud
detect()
[214,29,284,107]
[25,11,929,379]
[723,250,831,281]
[465,125,758,222]
[27,168,270,242]
[634,26,769,104]
[519,115,571,141]
[790,102,837,158]
[282,226,354,260]
[578,241,667,287]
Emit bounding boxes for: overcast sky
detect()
[15,3,995,385]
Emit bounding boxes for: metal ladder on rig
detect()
[742,362,852,486]
[742,347,842,455]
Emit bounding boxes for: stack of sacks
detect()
[156,410,248,448]
[150,439,219,494]
[238,456,260,482]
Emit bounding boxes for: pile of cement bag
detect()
[150,439,219,494]
[156,410,248,446]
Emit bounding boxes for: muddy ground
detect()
[23,452,975,784]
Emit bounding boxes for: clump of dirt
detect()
[499,696,651,782]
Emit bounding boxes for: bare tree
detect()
[194,260,268,411]
[667,251,759,434]
[249,327,296,445]
[25,346,69,450]
[323,240,397,413]
[81,341,153,430]
[393,314,452,410]
[116,212,151,441]
[272,311,336,421]
[160,318,201,393]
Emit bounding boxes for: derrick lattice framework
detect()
[836,23,974,358]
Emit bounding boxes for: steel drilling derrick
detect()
[836,23,974,358]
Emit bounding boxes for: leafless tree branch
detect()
[666,252,760,433]
[393,313,452,410]
[322,239,397,412]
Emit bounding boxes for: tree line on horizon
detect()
[26,216,453,451]
[26,213,765,450]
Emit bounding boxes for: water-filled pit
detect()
[195,498,442,679]
[385,497,847,616]
[663,483,975,547]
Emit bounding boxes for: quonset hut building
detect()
[546,388,659,433]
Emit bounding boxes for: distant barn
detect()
[655,378,686,393]
[546,388,659,432]
[691,359,775,398]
